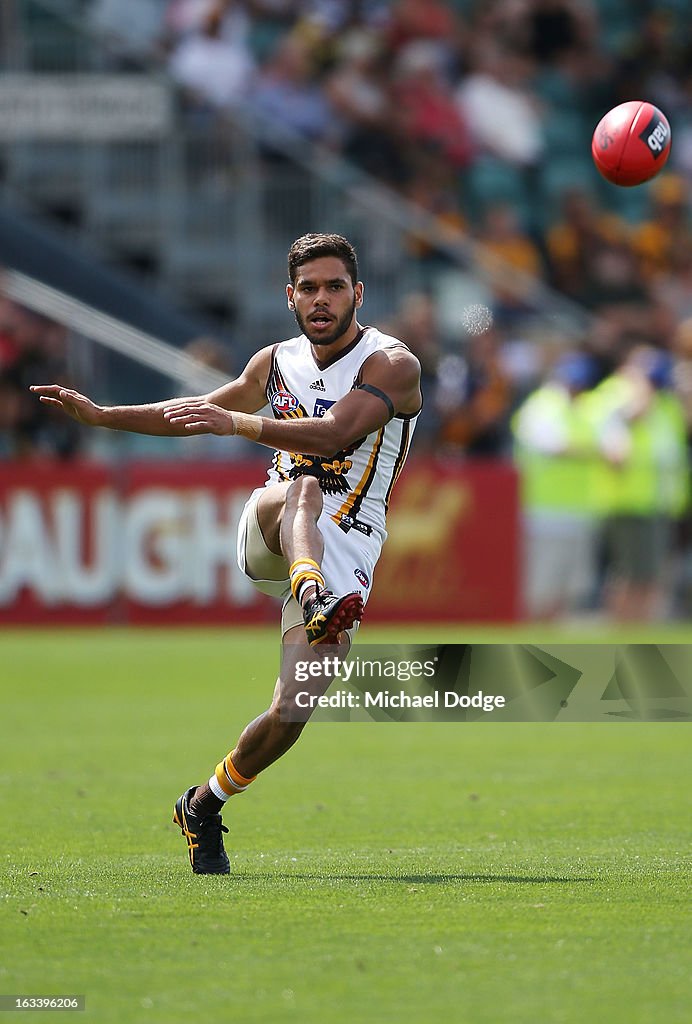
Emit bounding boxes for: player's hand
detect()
[162,400,237,435]
[29,384,103,426]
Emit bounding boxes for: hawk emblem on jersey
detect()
[288,451,354,495]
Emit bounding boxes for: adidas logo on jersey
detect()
[310,378,326,391]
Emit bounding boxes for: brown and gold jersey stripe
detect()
[331,427,385,527]
[271,449,289,480]
[267,346,309,419]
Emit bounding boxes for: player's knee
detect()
[286,474,322,512]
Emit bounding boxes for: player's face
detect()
[287,257,363,348]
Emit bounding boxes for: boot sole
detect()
[309,592,364,646]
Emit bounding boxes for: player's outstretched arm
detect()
[30,347,272,437]
[163,346,422,455]
[29,384,205,435]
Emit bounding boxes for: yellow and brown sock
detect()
[210,750,256,802]
[189,750,256,816]
[289,558,325,607]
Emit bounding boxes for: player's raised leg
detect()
[279,475,363,645]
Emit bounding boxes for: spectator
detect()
[630,174,691,281]
[672,315,692,435]
[301,0,390,35]
[652,237,692,326]
[512,350,602,620]
[0,295,81,459]
[613,7,688,110]
[593,345,689,621]
[324,29,400,179]
[546,189,643,310]
[474,203,543,313]
[456,43,544,168]
[545,188,628,303]
[165,0,217,41]
[169,3,256,110]
[248,34,335,144]
[435,327,513,457]
[0,295,22,372]
[386,0,463,65]
[165,0,250,45]
[245,1,304,61]
[520,0,597,68]
[401,154,468,262]
[391,40,474,171]
[0,298,23,457]
[388,292,442,452]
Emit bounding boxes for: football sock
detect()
[289,558,325,607]
[209,749,256,803]
[187,782,223,818]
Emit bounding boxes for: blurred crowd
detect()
[82,0,692,444]
[511,341,691,622]
[4,272,691,621]
[0,291,82,459]
[3,0,692,619]
[92,2,692,205]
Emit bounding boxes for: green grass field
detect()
[1,627,690,1024]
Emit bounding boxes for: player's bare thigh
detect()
[255,482,291,556]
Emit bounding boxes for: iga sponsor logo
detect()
[354,567,370,589]
[271,390,299,413]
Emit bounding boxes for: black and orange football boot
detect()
[172,787,230,875]
[302,587,363,646]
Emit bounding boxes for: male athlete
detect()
[31,233,422,874]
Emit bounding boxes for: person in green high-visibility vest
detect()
[593,345,689,622]
[512,352,603,620]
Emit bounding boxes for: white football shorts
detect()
[237,486,383,636]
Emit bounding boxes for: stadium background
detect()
[1,0,692,626]
[1,6,691,1024]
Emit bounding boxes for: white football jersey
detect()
[264,325,419,540]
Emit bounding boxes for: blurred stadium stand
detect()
[0,0,690,622]
[0,0,596,349]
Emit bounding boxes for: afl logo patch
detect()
[271,390,299,413]
[354,568,370,589]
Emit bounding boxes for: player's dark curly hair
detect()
[287,233,359,286]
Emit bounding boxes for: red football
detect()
[591,101,671,186]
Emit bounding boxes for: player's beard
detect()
[294,298,357,347]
